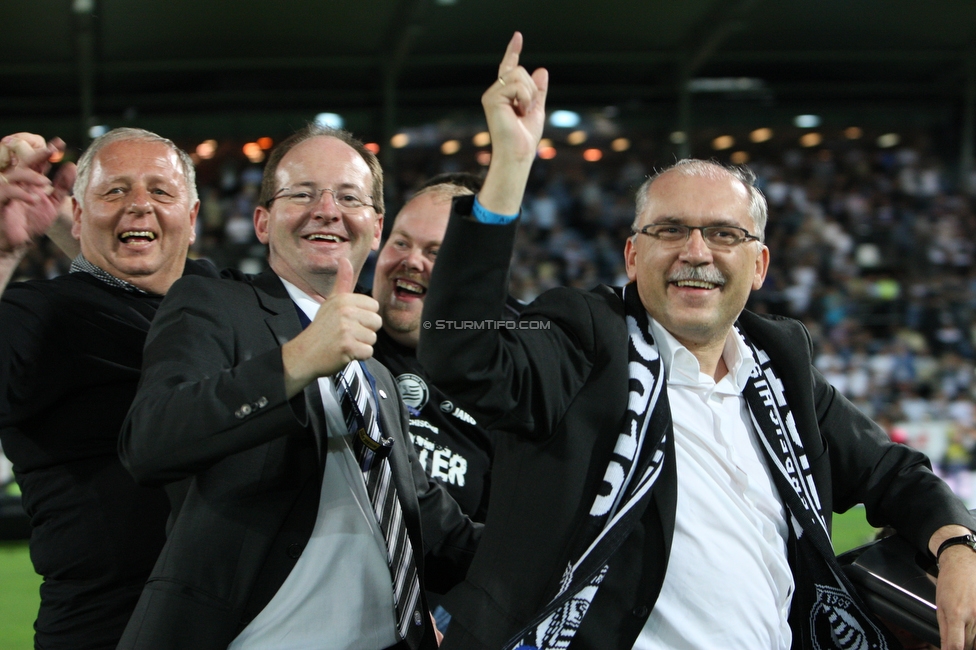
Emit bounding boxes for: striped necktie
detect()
[334,361,423,645]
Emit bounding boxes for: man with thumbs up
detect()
[118,125,479,650]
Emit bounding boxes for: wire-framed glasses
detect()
[266,186,374,210]
[633,223,761,249]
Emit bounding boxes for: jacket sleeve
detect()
[120,275,308,486]
[418,195,602,441]
[811,345,976,554]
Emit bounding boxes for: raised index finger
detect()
[497,31,523,79]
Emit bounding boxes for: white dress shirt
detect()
[229,279,398,650]
[634,320,793,650]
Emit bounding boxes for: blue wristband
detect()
[472,196,518,225]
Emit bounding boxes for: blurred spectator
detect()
[8,132,976,505]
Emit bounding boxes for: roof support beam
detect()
[73,0,96,145]
[380,0,428,212]
[675,0,765,158]
[962,50,976,192]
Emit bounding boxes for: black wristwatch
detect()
[936,533,976,563]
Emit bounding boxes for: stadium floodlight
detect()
[688,78,764,93]
[315,113,344,129]
[794,114,821,128]
[88,125,108,138]
[877,133,901,148]
[550,110,581,128]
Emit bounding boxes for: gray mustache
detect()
[668,266,727,286]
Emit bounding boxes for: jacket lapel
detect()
[250,269,327,463]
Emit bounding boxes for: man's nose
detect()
[679,228,713,261]
[127,187,152,214]
[311,190,342,219]
[401,246,427,272]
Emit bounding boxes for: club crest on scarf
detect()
[810,585,887,650]
[739,328,894,650]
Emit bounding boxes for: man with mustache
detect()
[419,33,976,650]
[0,128,221,649]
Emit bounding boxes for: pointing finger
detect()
[497,31,523,80]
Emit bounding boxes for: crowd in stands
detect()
[5,133,976,505]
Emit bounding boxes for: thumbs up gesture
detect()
[281,258,383,397]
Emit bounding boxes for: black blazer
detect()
[418,198,975,650]
[118,269,479,649]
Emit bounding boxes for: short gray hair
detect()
[633,159,767,242]
[74,128,197,209]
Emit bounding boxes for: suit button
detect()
[632,605,649,618]
[287,543,303,559]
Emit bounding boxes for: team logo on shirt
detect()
[440,400,478,425]
[396,373,429,411]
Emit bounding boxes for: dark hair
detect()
[259,124,384,215]
[417,171,484,194]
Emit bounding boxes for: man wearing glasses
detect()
[118,125,478,650]
[419,33,976,650]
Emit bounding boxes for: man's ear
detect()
[371,213,384,251]
[752,244,770,290]
[624,235,638,282]
[253,206,270,244]
[70,197,83,240]
[187,200,200,245]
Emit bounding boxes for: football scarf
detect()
[507,291,897,650]
[507,284,669,650]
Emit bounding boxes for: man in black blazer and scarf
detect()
[419,33,976,650]
[119,124,478,649]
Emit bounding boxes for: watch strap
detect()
[936,533,976,562]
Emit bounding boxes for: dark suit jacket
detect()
[118,269,479,650]
[418,197,976,650]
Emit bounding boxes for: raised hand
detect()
[478,32,548,217]
[483,32,548,166]
[0,133,49,170]
[0,134,75,255]
[281,257,383,398]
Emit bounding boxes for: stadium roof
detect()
[3,0,976,147]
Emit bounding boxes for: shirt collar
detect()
[279,276,321,322]
[69,254,151,295]
[648,317,757,392]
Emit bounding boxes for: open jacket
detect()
[119,269,479,649]
[418,196,974,650]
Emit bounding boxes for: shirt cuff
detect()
[472,196,519,225]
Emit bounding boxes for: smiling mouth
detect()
[304,233,345,243]
[119,231,156,243]
[394,278,426,299]
[673,279,720,290]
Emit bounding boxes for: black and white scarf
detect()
[507,287,897,650]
